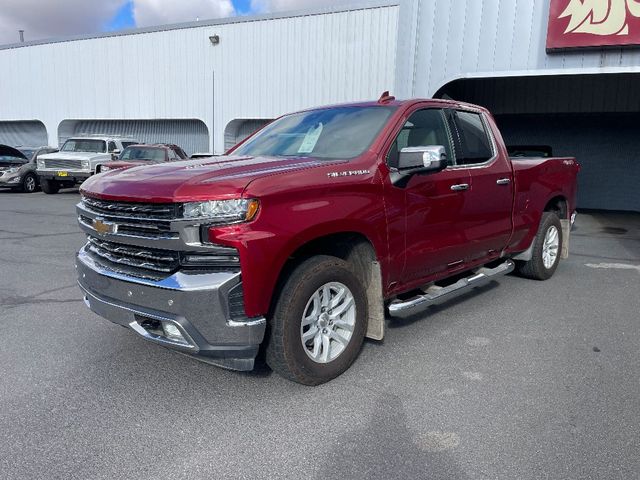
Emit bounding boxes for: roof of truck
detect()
[299,96,489,113]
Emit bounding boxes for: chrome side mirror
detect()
[398,146,447,173]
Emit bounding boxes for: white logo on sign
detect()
[559,0,640,36]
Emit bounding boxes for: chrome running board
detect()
[388,260,515,319]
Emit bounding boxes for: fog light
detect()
[162,322,185,342]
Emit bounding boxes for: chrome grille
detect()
[86,236,180,275]
[44,159,83,169]
[78,214,178,239]
[82,196,180,220]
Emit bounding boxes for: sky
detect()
[0,0,340,46]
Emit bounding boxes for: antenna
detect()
[18,30,24,43]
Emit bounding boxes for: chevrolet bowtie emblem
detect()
[93,218,118,234]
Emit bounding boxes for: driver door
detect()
[386,107,473,285]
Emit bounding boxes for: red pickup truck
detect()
[76,95,579,385]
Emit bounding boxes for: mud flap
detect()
[365,261,385,340]
[560,219,570,259]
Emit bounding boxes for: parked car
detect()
[0,145,58,193]
[75,95,580,385]
[101,144,188,172]
[36,135,139,194]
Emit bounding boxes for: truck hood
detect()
[38,151,108,161]
[81,155,327,202]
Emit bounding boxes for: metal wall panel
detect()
[58,119,209,155]
[0,3,399,154]
[0,121,48,147]
[396,0,640,98]
[497,113,640,212]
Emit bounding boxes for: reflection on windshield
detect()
[18,149,36,160]
[232,106,396,159]
[61,139,106,153]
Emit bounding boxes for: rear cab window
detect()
[451,110,494,166]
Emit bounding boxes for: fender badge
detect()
[327,170,370,178]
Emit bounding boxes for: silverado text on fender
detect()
[75,95,580,385]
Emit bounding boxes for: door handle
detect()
[450,183,469,192]
[496,178,511,186]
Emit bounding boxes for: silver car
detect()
[0,145,58,193]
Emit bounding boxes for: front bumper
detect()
[0,174,21,186]
[38,169,90,183]
[76,247,266,371]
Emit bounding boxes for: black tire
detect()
[40,178,60,194]
[21,173,38,193]
[266,255,368,386]
[516,212,563,281]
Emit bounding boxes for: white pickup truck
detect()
[37,135,138,194]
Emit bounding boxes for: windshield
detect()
[120,147,166,162]
[18,149,36,160]
[61,139,106,153]
[232,106,396,159]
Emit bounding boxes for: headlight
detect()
[81,160,90,168]
[37,159,44,168]
[183,198,260,225]
[6,167,19,174]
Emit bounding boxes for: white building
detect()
[1,0,639,211]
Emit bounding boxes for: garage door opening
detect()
[435,74,640,212]
[0,121,48,148]
[58,119,209,156]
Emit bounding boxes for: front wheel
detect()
[266,255,367,385]
[516,212,562,280]
[21,173,38,193]
[40,178,60,194]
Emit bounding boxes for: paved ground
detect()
[1,189,639,480]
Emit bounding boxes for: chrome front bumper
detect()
[76,247,266,371]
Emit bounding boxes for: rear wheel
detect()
[41,178,60,194]
[266,255,367,385]
[21,173,38,193]
[516,212,562,280]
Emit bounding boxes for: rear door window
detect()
[452,111,494,165]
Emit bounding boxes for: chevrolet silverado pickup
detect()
[76,95,579,385]
[38,135,138,193]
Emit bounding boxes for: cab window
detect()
[387,108,454,169]
[452,111,494,165]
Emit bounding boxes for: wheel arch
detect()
[544,195,569,219]
[270,229,386,341]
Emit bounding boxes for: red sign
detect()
[547,0,640,51]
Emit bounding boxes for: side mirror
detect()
[398,146,447,173]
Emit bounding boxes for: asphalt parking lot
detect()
[1,189,639,480]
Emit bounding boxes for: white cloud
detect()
[132,0,235,27]
[250,0,340,14]
[0,0,124,46]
